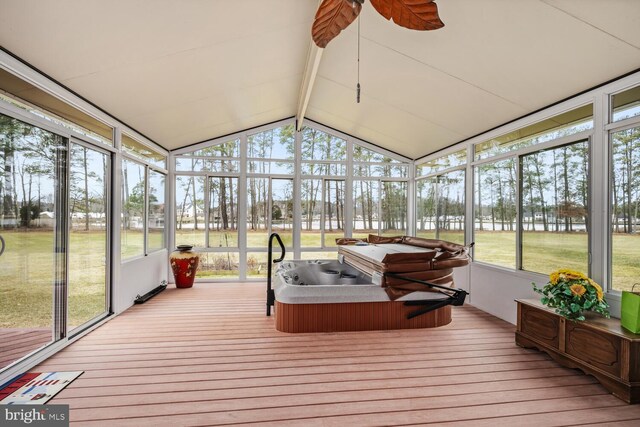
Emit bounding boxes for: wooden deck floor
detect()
[35,283,640,426]
[1,328,50,370]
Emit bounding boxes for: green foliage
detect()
[272,204,282,221]
[533,269,610,321]
[19,203,40,226]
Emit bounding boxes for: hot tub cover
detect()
[338,235,471,300]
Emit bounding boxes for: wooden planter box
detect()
[516,299,640,403]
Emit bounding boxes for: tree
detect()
[612,127,640,234]
[124,181,145,230]
[272,204,282,221]
[19,203,40,227]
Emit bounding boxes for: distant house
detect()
[37,211,55,228]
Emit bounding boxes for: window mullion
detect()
[516,156,523,271]
[143,166,149,255]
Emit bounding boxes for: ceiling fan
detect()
[312,0,444,48]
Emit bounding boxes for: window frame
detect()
[416,148,467,177]
[469,129,593,274]
[517,138,591,276]
[170,118,411,280]
[120,133,168,261]
[0,94,115,374]
[416,165,467,244]
[607,109,640,294]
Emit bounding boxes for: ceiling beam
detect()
[296,17,323,131]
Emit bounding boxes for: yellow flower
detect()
[588,278,604,301]
[549,269,587,285]
[560,269,588,280]
[570,284,586,297]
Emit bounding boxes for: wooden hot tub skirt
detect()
[275,300,452,333]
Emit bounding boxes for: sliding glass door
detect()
[0,114,63,369]
[68,142,110,332]
[0,113,110,371]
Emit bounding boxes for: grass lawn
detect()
[1,229,107,329]
[174,229,640,290]
[2,228,638,329]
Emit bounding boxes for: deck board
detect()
[0,328,50,369]
[31,283,640,425]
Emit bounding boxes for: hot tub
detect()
[273,259,454,333]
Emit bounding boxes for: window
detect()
[181,140,240,157]
[324,180,345,247]
[175,174,240,279]
[148,170,165,252]
[247,125,294,174]
[122,134,166,169]
[198,252,239,279]
[300,178,345,248]
[247,177,269,248]
[121,134,167,260]
[520,141,589,274]
[354,145,408,178]
[300,128,348,251]
[353,180,379,239]
[435,170,465,244]
[473,141,590,275]
[381,181,407,236]
[472,106,593,274]
[474,159,517,269]
[301,126,347,177]
[1,68,113,145]
[175,176,206,247]
[208,177,239,248]
[475,105,593,160]
[612,86,640,122]
[416,178,437,239]
[354,146,401,163]
[121,159,146,258]
[611,125,640,292]
[301,126,346,161]
[175,140,240,173]
[416,149,466,244]
[174,140,239,263]
[270,178,294,247]
[417,149,466,176]
[301,178,323,247]
[349,143,409,239]
[173,122,410,278]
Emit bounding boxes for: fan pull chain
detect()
[357,9,361,104]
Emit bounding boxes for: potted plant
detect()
[533,269,610,321]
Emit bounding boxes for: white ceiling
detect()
[0,0,639,158]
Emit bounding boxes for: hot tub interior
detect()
[276,260,371,286]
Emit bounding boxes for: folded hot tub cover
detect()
[337,235,471,300]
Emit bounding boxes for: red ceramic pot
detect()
[170,245,200,288]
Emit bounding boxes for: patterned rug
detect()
[0,371,83,404]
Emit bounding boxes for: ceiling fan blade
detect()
[312,0,362,48]
[370,0,444,31]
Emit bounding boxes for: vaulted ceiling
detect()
[0,0,639,159]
